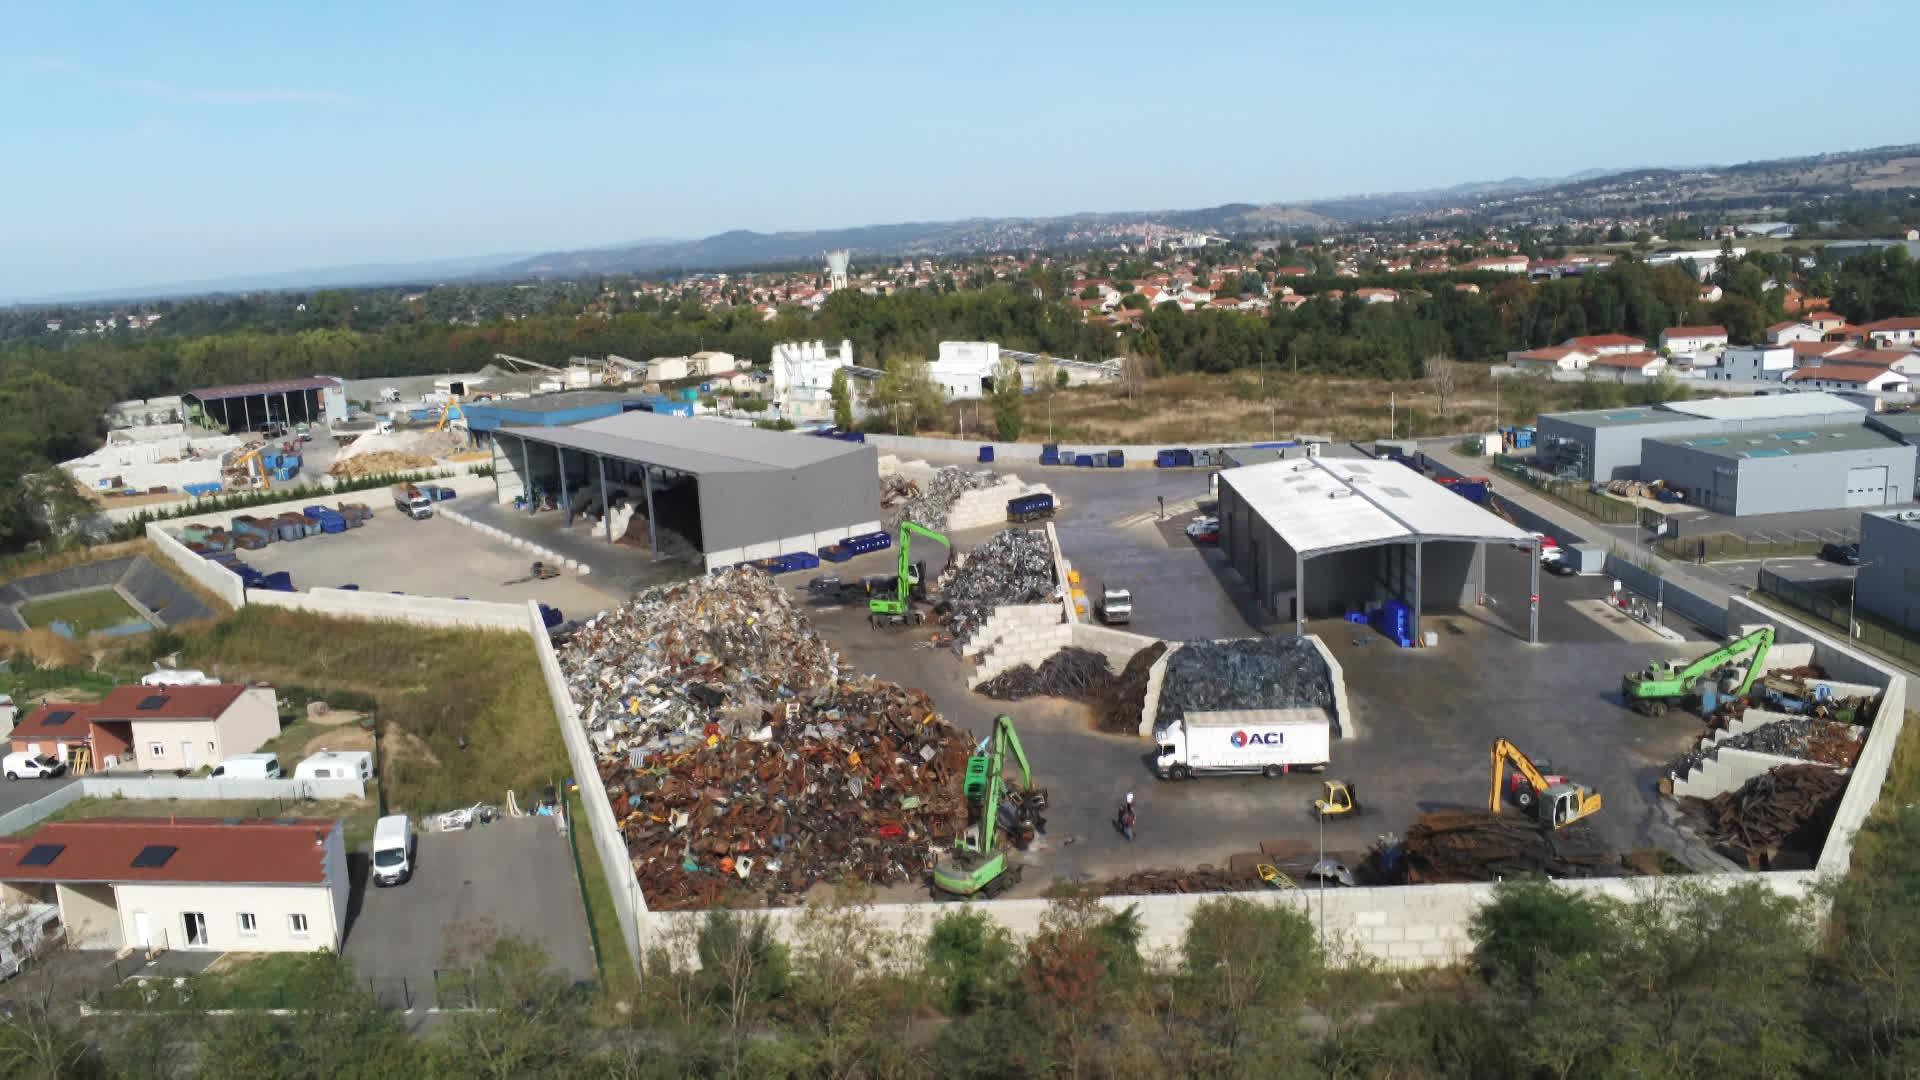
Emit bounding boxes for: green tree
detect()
[829,367,853,430]
[1176,896,1322,1065]
[990,355,1025,440]
[435,928,587,1079]
[869,355,944,433]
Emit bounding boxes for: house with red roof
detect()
[1466,254,1529,274]
[1585,351,1667,381]
[1658,325,1728,353]
[1831,348,1920,376]
[1562,333,1648,356]
[1860,317,1920,349]
[1785,365,1912,394]
[8,684,277,773]
[1806,311,1848,331]
[1354,287,1399,304]
[0,817,346,952]
[1505,346,1591,374]
[1766,320,1826,345]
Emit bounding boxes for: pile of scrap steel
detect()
[1684,763,1846,869]
[1401,811,1612,883]
[879,473,920,508]
[1154,638,1333,730]
[885,465,998,530]
[1667,718,1862,779]
[1086,865,1260,896]
[935,528,1057,647]
[975,641,1168,734]
[557,568,976,909]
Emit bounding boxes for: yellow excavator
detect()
[1490,738,1601,830]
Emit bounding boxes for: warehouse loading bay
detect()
[777,449,1722,891]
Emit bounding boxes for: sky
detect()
[3,0,1916,302]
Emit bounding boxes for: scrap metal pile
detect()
[1402,812,1612,883]
[1087,865,1260,896]
[1155,638,1333,729]
[557,569,975,909]
[1669,718,1861,780]
[885,465,998,530]
[1684,763,1846,869]
[976,641,1168,734]
[936,528,1057,647]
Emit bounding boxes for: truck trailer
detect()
[1154,708,1330,780]
[391,484,434,520]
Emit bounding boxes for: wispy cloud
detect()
[10,57,355,106]
[114,77,355,106]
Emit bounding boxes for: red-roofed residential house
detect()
[1831,348,1920,376]
[1586,351,1667,381]
[1785,365,1911,394]
[1767,321,1825,345]
[8,685,276,773]
[1562,334,1648,356]
[1806,311,1848,331]
[1658,325,1729,353]
[1505,346,1591,374]
[1860,317,1920,349]
[0,818,347,951]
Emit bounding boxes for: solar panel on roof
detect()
[130,845,178,868]
[1686,438,1728,447]
[1772,431,1817,441]
[43,710,73,726]
[19,844,64,867]
[1741,448,1790,458]
[136,695,168,711]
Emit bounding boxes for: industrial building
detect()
[1215,456,1536,641]
[461,391,647,436]
[490,412,880,570]
[1639,424,1916,516]
[1857,509,1920,632]
[184,377,347,434]
[1534,392,1866,481]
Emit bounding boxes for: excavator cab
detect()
[1542,782,1602,828]
[1313,779,1361,819]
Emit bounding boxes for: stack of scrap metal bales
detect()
[557,568,975,909]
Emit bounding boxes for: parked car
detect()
[2,753,66,781]
[372,814,414,887]
[1186,516,1220,544]
[210,753,282,780]
[1820,542,1862,566]
[1544,558,1577,577]
[1525,532,1561,556]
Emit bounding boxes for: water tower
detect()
[826,249,851,291]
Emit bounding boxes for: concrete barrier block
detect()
[578,564,591,575]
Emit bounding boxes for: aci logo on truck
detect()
[1229,730,1284,748]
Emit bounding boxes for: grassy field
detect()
[36,796,378,848]
[179,606,565,814]
[567,789,639,1006]
[18,588,149,636]
[924,367,1625,445]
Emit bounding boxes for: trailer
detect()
[1153,708,1331,780]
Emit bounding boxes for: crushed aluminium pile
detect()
[936,528,1057,648]
[1154,638,1333,730]
[556,568,975,909]
[885,465,999,531]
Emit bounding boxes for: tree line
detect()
[8,833,1920,1080]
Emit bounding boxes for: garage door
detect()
[1846,465,1890,507]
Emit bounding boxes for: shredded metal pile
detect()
[936,528,1057,647]
[1685,763,1846,869]
[885,465,999,530]
[1154,638,1333,730]
[557,569,975,909]
[1094,642,1168,734]
[977,648,1113,702]
[1402,811,1612,883]
[1668,718,1861,779]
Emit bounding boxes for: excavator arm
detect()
[1489,738,1554,814]
[873,521,952,615]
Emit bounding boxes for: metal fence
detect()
[1758,568,1920,666]
[1491,456,1639,524]
[1657,530,1855,564]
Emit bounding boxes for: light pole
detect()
[1849,561,1878,640]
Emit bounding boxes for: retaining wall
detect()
[144,523,244,608]
[529,600,646,976]
[0,775,366,837]
[248,587,529,633]
[1137,643,1179,737]
[0,784,87,835]
[1672,745,1816,800]
[962,605,1066,681]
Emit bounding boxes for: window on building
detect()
[238,913,257,935]
[289,914,309,936]
[149,743,164,758]
[207,741,215,753]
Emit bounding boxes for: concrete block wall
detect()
[1672,745,1818,800]
[1601,554,1726,633]
[440,507,590,575]
[529,600,646,975]
[968,619,1073,688]
[248,587,530,633]
[1137,643,1180,737]
[1307,634,1354,739]
[1069,623,1160,674]
[144,522,244,608]
[946,477,1055,532]
[961,601,1063,661]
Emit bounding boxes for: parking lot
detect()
[241,510,625,615]
[343,815,595,1006]
[787,464,1719,892]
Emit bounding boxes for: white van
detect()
[209,753,282,780]
[292,750,373,782]
[372,814,413,886]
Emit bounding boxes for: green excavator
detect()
[932,714,1047,899]
[1621,624,1774,716]
[869,520,950,628]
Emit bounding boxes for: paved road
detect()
[0,775,77,818]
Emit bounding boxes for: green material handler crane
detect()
[932,714,1046,898]
[869,520,950,627]
[1622,624,1774,716]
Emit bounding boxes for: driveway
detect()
[0,775,78,823]
[343,815,595,1007]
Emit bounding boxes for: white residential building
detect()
[1785,365,1911,395]
[769,339,855,421]
[1861,318,1920,349]
[1505,346,1591,374]
[926,341,1001,400]
[1658,325,1729,353]
[1766,321,1826,345]
[0,817,349,953]
[1712,345,1795,382]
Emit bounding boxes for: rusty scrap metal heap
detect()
[884,465,998,530]
[936,528,1057,648]
[1685,763,1846,869]
[558,568,974,910]
[1401,811,1612,883]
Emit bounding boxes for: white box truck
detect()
[1154,708,1330,780]
[392,484,433,520]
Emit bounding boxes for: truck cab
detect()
[393,485,434,520]
[1096,588,1132,626]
